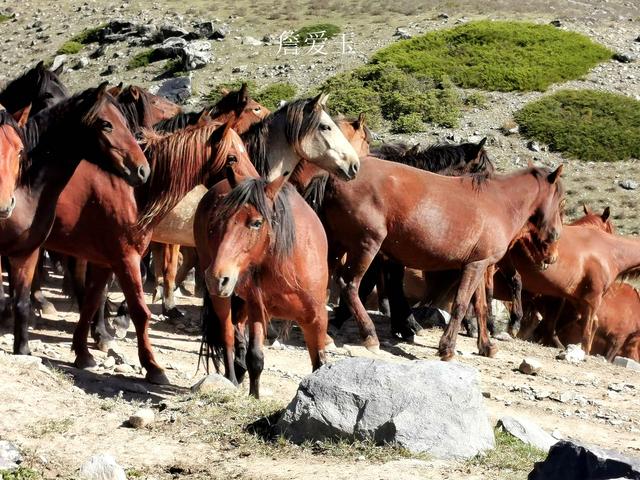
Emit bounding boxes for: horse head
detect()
[575,204,615,234]
[336,112,371,157]
[0,107,29,219]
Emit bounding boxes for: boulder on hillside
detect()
[497,416,557,452]
[277,358,495,459]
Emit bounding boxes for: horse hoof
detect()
[438,348,455,361]
[164,307,185,320]
[14,345,32,356]
[39,300,57,316]
[363,336,380,352]
[75,353,97,369]
[146,369,170,385]
[479,344,498,358]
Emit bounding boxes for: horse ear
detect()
[264,173,288,200]
[582,204,590,215]
[51,63,64,76]
[527,159,535,168]
[129,85,141,101]
[12,104,31,127]
[478,137,487,148]
[407,143,420,156]
[238,83,249,103]
[602,206,611,222]
[311,92,329,109]
[220,87,230,96]
[35,60,45,71]
[358,112,366,127]
[547,164,563,184]
[108,82,124,97]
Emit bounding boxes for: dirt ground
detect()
[0,265,638,479]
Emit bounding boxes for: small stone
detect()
[551,391,575,403]
[12,356,43,368]
[534,389,551,400]
[114,364,134,374]
[613,356,640,371]
[79,453,126,480]
[498,416,557,452]
[0,441,22,471]
[493,331,513,342]
[519,357,542,375]
[107,349,128,365]
[232,65,247,73]
[608,383,624,392]
[394,27,412,39]
[73,57,89,70]
[619,179,638,190]
[242,36,263,46]
[191,374,236,394]
[103,356,116,369]
[527,140,541,152]
[556,344,585,363]
[550,19,562,27]
[90,45,107,59]
[128,408,155,429]
[51,54,67,72]
[101,65,116,76]
[437,13,449,19]
[613,52,636,63]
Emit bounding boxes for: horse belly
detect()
[152,186,207,247]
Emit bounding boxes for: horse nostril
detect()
[10,196,16,209]
[137,164,150,183]
[349,162,359,177]
[220,277,230,288]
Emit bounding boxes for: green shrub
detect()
[56,41,83,55]
[373,20,612,92]
[321,63,461,130]
[127,49,159,70]
[0,14,10,22]
[2,468,41,480]
[464,91,488,108]
[392,113,425,133]
[254,82,297,110]
[515,89,640,162]
[204,80,259,104]
[70,25,106,44]
[293,23,341,46]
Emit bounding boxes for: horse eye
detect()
[320,124,331,131]
[100,120,113,132]
[227,154,237,164]
[248,218,263,229]
[253,107,261,113]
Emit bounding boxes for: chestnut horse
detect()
[196,168,329,398]
[45,94,359,383]
[0,84,150,356]
[494,205,640,353]
[297,156,564,359]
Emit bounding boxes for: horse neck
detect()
[243,115,300,182]
[605,234,640,277]
[495,172,547,237]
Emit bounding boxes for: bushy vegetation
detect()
[293,23,341,46]
[0,13,10,22]
[127,49,157,69]
[466,429,546,479]
[69,25,106,44]
[254,82,297,111]
[515,89,640,162]
[204,81,296,110]
[321,63,462,130]
[56,41,84,55]
[373,20,612,92]
[2,468,41,480]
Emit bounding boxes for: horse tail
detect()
[198,293,224,375]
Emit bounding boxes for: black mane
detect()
[0,62,68,115]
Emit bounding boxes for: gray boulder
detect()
[498,416,557,452]
[529,440,640,479]
[181,40,212,70]
[0,441,22,471]
[277,358,494,459]
[156,76,192,104]
[614,356,640,371]
[79,453,127,480]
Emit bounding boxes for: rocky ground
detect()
[1,0,640,479]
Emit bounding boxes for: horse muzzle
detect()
[205,266,238,298]
[0,196,16,220]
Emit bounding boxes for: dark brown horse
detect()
[0,84,150,355]
[196,167,329,398]
[0,61,68,115]
[294,155,564,359]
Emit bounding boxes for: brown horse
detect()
[196,167,329,398]
[494,205,636,354]
[45,94,358,383]
[0,84,150,355]
[296,156,564,359]
[554,283,640,362]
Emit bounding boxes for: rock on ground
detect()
[614,356,640,371]
[497,416,557,452]
[156,76,192,104]
[557,344,585,363]
[79,453,127,480]
[191,373,236,394]
[0,441,22,471]
[277,358,495,459]
[519,357,542,375]
[529,440,640,480]
[128,408,155,429]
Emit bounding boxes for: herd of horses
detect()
[0,61,639,397]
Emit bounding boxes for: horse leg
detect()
[246,312,266,399]
[176,246,197,292]
[232,296,249,383]
[30,251,56,316]
[9,251,39,355]
[438,261,488,360]
[605,337,623,363]
[0,257,10,323]
[484,266,496,336]
[338,243,384,350]
[474,281,497,357]
[502,267,524,337]
[72,265,112,368]
[385,259,422,340]
[300,313,328,372]
[161,244,183,319]
[331,256,376,330]
[113,254,168,384]
[91,284,115,352]
[209,294,239,385]
[375,257,391,317]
